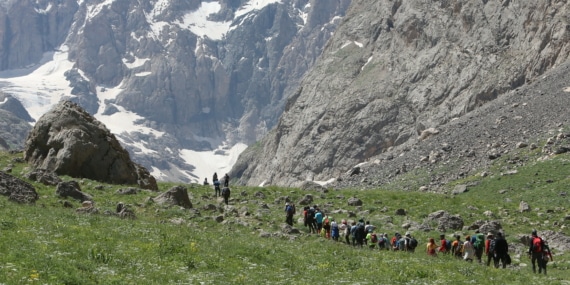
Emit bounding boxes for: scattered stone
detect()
[23,169,62,186]
[116,187,140,195]
[0,171,39,204]
[519,201,531,212]
[425,210,464,231]
[395,208,406,216]
[452,184,468,195]
[348,197,362,206]
[254,191,265,199]
[297,194,313,205]
[348,166,361,176]
[56,181,92,202]
[300,181,328,192]
[214,215,224,223]
[516,142,528,148]
[154,185,192,209]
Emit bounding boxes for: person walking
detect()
[223,173,230,187]
[427,238,438,256]
[463,235,474,262]
[485,232,495,266]
[285,203,294,226]
[494,232,509,268]
[221,186,231,205]
[529,229,547,274]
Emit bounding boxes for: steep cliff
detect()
[233,0,570,187]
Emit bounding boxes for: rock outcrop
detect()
[24,101,157,190]
[154,186,193,209]
[233,0,570,187]
[0,171,38,204]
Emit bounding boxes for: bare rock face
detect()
[233,0,570,187]
[56,181,92,202]
[0,171,38,204]
[24,101,157,190]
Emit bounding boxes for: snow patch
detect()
[175,2,230,40]
[564,87,570,93]
[235,0,282,18]
[123,57,149,69]
[354,41,363,48]
[0,46,74,121]
[313,178,336,186]
[180,143,248,183]
[87,0,116,20]
[35,3,52,14]
[134,71,152,77]
[362,56,373,70]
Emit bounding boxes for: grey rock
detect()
[425,210,464,232]
[300,181,328,192]
[452,184,468,195]
[395,209,407,216]
[0,171,39,204]
[154,185,192,209]
[56,181,92,202]
[115,187,140,195]
[24,101,157,190]
[519,201,531,212]
[23,169,62,186]
[297,194,314,206]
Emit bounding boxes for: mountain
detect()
[233,0,570,187]
[0,0,350,182]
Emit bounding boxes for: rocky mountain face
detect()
[0,93,32,150]
[0,0,351,182]
[233,0,570,187]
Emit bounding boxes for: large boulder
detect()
[23,101,157,190]
[0,171,39,204]
[56,181,92,202]
[154,186,193,209]
[425,210,464,232]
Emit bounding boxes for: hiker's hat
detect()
[487,232,493,237]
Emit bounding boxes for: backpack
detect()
[221,187,230,197]
[473,234,484,250]
[489,239,496,253]
[324,218,330,226]
[356,223,365,236]
[378,237,386,248]
[445,239,451,251]
[532,237,544,253]
[409,237,418,249]
[371,233,378,243]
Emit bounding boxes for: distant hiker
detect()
[341,219,350,244]
[427,237,437,256]
[203,178,209,185]
[350,222,358,246]
[315,209,323,233]
[391,233,401,251]
[306,207,316,234]
[355,219,366,247]
[366,230,378,250]
[378,233,389,250]
[463,235,474,262]
[323,215,331,238]
[331,219,339,241]
[529,229,547,274]
[303,206,309,228]
[451,235,463,258]
[223,173,229,187]
[485,232,495,266]
[401,232,418,252]
[221,187,231,205]
[213,179,221,197]
[493,232,509,268]
[438,234,449,254]
[213,172,218,183]
[285,203,294,226]
[473,232,485,263]
[364,221,376,235]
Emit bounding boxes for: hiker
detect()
[355,219,366,247]
[213,179,221,197]
[378,233,390,250]
[221,187,231,205]
[485,232,495,266]
[427,237,437,256]
[341,219,350,244]
[451,235,463,258]
[306,207,316,233]
[315,209,323,233]
[493,232,509,268]
[528,229,547,274]
[331,218,339,241]
[473,232,485,263]
[203,178,209,185]
[400,232,417,252]
[438,234,449,254]
[463,235,474,262]
[223,173,229,187]
[364,221,376,234]
[366,230,378,250]
[285,203,295,226]
[350,221,358,246]
[391,233,401,251]
[323,216,331,238]
[213,172,218,183]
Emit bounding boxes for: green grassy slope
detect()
[0,151,568,284]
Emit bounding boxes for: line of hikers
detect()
[300,206,553,274]
[204,172,231,205]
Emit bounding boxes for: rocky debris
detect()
[56,181,92,202]
[154,186,192,209]
[519,201,531,213]
[347,197,362,206]
[297,194,314,206]
[24,101,157,190]
[281,224,301,235]
[425,210,464,232]
[116,202,136,219]
[395,209,407,216]
[0,171,39,204]
[468,220,503,235]
[300,181,328,192]
[452,185,468,195]
[254,191,266,199]
[23,169,62,186]
[76,200,99,214]
[115,187,140,195]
